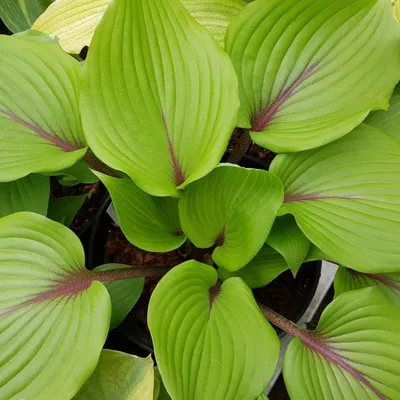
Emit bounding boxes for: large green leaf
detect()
[0,35,87,182]
[256,394,268,400]
[94,264,144,330]
[0,0,52,32]
[218,244,288,289]
[179,165,284,271]
[0,212,111,399]
[74,350,154,399]
[96,172,186,252]
[283,287,400,399]
[0,174,49,217]
[181,0,246,47]
[148,261,280,400]
[81,0,239,197]
[365,91,400,143]
[225,0,400,152]
[265,215,310,275]
[270,124,400,273]
[334,266,400,308]
[32,0,111,53]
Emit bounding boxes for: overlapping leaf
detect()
[32,0,111,53]
[74,350,154,399]
[218,245,288,289]
[0,35,87,182]
[226,0,400,152]
[334,266,400,308]
[270,125,400,273]
[81,0,239,197]
[94,264,144,330]
[0,174,49,217]
[266,215,310,275]
[181,0,246,47]
[47,194,87,227]
[97,173,186,252]
[179,165,283,271]
[365,90,400,143]
[0,0,52,32]
[284,287,400,399]
[0,212,111,399]
[148,261,280,400]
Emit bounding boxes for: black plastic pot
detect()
[88,156,321,355]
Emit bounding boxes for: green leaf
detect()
[365,91,400,144]
[0,212,111,399]
[47,194,87,227]
[218,244,288,289]
[32,0,111,53]
[74,350,154,400]
[0,174,49,217]
[181,0,246,47]
[94,264,144,330]
[270,124,400,273]
[225,0,400,152]
[154,367,172,400]
[96,172,186,252]
[256,394,268,400]
[148,261,280,400]
[179,165,283,271]
[81,0,239,197]
[266,215,310,276]
[54,159,99,185]
[283,287,400,399]
[0,0,52,32]
[304,244,331,262]
[0,35,87,182]
[334,266,400,308]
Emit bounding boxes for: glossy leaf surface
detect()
[226,0,400,152]
[32,0,111,53]
[0,174,49,217]
[148,261,280,400]
[97,173,186,252]
[284,287,400,399]
[218,245,288,289]
[266,215,310,275]
[81,0,239,197]
[0,212,110,399]
[270,125,400,273]
[74,350,154,399]
[179,165,283,271]
[334,266,400,308]
[0,35,87,181]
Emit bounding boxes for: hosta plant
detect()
[1,0,400,399]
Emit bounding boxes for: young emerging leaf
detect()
[181,0,246,47]
[270,125,400,273]
[47,194,87,227]
[266,215,310,276]
[179,165,284,271]
[94,264,144,330]
[96,173,186,252]
[365,91,400,144]
[148,261,280,400]
[0,212,111,400]
[0,174,49,217]
[81,0,239,197]
[55,159,99,185]
[283,287,400,399]
[0,0,52,32]
[0,35,87,182]
[226,0,400,152]
[218,245,288,289]
[74,350,154,399]
[334,266,400,308]
[32,0,111,53]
